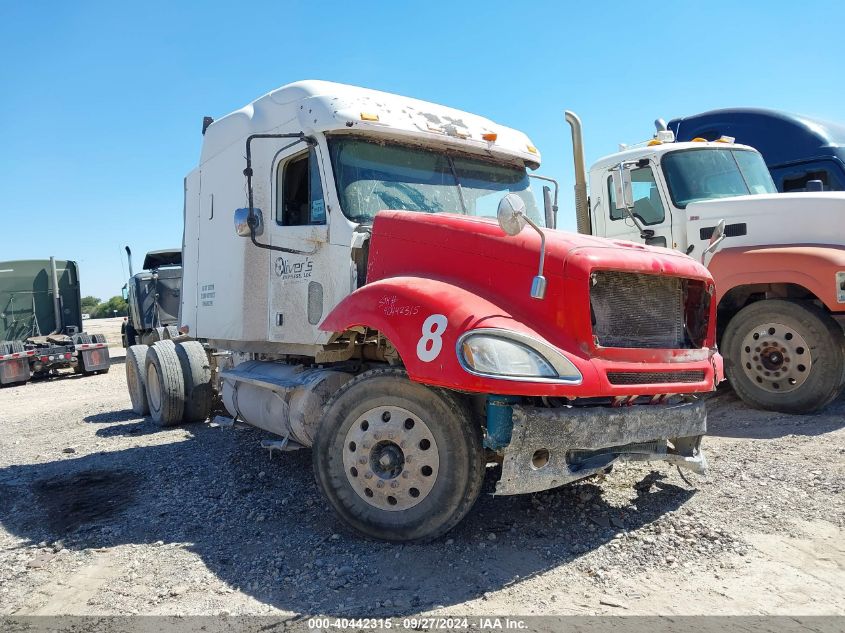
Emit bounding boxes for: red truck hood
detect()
[368,210,710,282]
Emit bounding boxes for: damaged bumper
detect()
[495,400,707,495]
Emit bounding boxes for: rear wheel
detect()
[126,345,149,415]
[175,341,212,423]
[144,340,185,426]
[722,299,845,413]
[313,368,484,542]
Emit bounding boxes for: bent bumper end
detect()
[495,400,707,495]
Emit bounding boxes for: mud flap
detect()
[80,347,110,372]
[495,400,707,495]
[0,358,31,385]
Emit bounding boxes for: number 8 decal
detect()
[416,314,448,362]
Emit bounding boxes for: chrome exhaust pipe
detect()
[565,111,591,235]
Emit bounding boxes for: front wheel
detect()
[722,299,845,413]
[313,368,484,542]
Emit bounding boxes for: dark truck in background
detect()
[0,258,109,386]
[667,108,845,192]
[122,248,182,347]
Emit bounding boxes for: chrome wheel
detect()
[739,322,812,393]
[342,405,440,511]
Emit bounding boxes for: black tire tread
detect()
[175,341,212,423]
[126,345,149,415]
[145,340,185,426]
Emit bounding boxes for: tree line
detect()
[81,295,128,318]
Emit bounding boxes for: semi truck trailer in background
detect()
[564,112,845,413]
[126,81,724,541]
[122,247,183,347]
[667,108,845,193]
[0,258,109,386]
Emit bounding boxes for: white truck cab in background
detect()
[566,113,845,413]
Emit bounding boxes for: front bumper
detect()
[496,400,707,495]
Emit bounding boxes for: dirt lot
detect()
[0,317,843,617]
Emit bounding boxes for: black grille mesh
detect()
[591,271,685,348]
[607,371,705,385]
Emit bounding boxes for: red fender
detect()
[319,276,601,397]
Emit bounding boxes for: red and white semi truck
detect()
[126,81,723,541]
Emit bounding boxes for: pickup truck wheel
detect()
[126,345,149,415]
[722,299,845,413]
[175,341,212,423]
[144,340,185,426]
[313,368,484,542]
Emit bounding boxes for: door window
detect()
[607,168,666,225]
[276,149,326,226]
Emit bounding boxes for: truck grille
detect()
[590,271,687,349]
[607,370,706,385]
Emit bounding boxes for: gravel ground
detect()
[0,318,843,617]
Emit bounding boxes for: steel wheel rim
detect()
[739,321,812,393]
[146,365,161,410]
[342,405,440,511]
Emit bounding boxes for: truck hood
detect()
[368,210,707,281]
[686,192,845,249]
[367,210,716,366]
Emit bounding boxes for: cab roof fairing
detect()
[590,141,759,173]
[198,80,540,168]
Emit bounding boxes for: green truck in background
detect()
[0,257,110,386]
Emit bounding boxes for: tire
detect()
[149,327,165,343]
[144,340,185,426]
[126,345,149,415]
[91,333,107,344]
[7,341,25,353]
[74,333,92,345]
[162,325,179,340]
[722,299,845,413]
[175,341,212,423]
[313,368,485,542]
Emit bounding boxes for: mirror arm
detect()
[701,234,726,265]
[243,133,318,255]
[522,216,547,299]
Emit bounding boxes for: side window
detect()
[606,168,666,225]
[607,175,621,220]
[276,149,327,226]
[782,169,831,192]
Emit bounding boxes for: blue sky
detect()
[2,1,843,299]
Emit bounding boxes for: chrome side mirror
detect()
[497,193,547,299]
[497,194,527,236]
[234,207,263,237]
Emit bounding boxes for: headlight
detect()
[458,331,582,382]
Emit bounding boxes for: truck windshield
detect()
[662,148,776,208]
[328,137,542,225]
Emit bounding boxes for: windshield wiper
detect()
[446,156,468,214]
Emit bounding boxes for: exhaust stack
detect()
[565,111,591,235]
[125,246,134,277]
[49,256,63,334]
